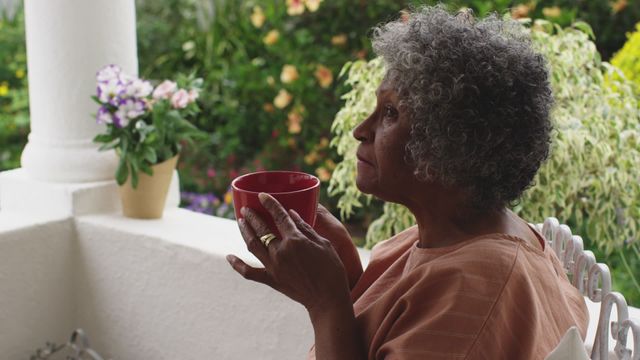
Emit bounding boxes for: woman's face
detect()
[353,81,416,203]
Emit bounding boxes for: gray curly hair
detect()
[372,5,553,210]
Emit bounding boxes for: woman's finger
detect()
[242,207,283,246]
[226,255,276,288]
[289,209,322,244]
[258,193,298,236]
[237,218,271,266]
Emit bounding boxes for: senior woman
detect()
[227,6,588,360]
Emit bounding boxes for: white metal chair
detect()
[536,217,640,360]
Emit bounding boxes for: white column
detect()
[20,0,138,182]
[0,0,180,216]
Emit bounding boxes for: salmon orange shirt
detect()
[309,225,589,360]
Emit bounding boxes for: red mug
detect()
[231,171,320,237]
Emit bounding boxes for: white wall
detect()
[0,209,313,359]
[74,210,314,359]
[0,218,76,359]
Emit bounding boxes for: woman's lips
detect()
[356,155,373,166]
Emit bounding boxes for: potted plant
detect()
[92,64,206,219]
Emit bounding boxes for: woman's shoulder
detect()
[401,234,547,296]
[369,225,420,262]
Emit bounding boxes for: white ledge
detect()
[77,208,262,266]
[1,208,315,359]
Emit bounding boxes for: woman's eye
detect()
[383,104,398,119]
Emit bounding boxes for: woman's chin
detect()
[355,174,377,195]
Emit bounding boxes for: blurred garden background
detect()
[1,0,639,303]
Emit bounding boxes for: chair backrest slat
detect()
[539,217,638,360]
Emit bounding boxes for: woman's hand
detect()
[226,193,351,312]
[313,205,363,289]
[227,193,366,359]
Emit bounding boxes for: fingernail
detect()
[241,207,247,216]
[226,255,234,263]
[238,218,244,226]
[258,192,269,203]
[289,209,299,218]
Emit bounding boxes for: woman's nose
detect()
[353,113,374,142]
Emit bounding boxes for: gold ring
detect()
[259,233,277,247]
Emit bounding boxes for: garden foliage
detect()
[136,0,406,198]
[611,22,640,94]
[330,20,640,303]
[0,9,28,171]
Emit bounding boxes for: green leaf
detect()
[143,146,158,164]
[572,21,595,40]
[140,161,154,176]
[115,157,129,185]
[98,141,118,151]
[130,157,140,189]
[93,133,114,143]
[90,95,102,105]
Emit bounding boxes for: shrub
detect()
[421,0,640,60]
[0,8,29,172]
[611,22,640,94]
[330,20,640,303]
[136,0,407,197]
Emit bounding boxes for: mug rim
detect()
[231,170,320,195]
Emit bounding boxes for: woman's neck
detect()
[402,187,508,249]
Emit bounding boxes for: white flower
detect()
[188,89,199,103]
[125,79,153,98]
[96,64,121,83]
[98,79,124,104]
[118,72,136,86]
[171,89,190,109]
[152,80,178,100]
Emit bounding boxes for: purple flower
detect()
[96,106,113,125]
[112,112,127,128]
[97,79,125,105]
[115,98,146,126]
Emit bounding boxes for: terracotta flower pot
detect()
[118,155,179,219]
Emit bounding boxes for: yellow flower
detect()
[542,6,562,18]
[400,9,410,23]
[287,0,305,16]
[314,65,333,88]
[263,30,280,46]
[305,0,322,12]
[250,6,266,28]
[511,4,532,19]
[319,137,329,148]
[0,82,9,97]
[331,34,347,46]
[316,167,331,182]
[287,110,303,134]
[274,89,293,109]
[612,0,628,14]
[304,151,318,165]
[266,76,276,86]
[224,191,233,205]
[263,103,275,113]
[325,159,336,170]
[280,64,299,84]
[15,69,25,79]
